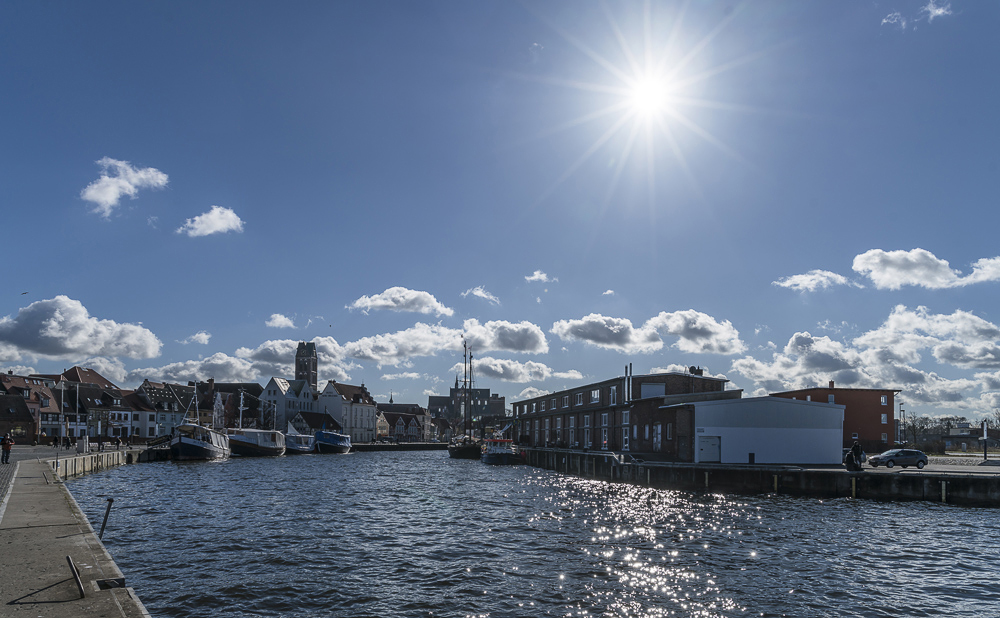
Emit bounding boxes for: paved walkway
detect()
[0,447,149,617]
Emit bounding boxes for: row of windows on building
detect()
[532,412,675,450]
[517,386,618,416]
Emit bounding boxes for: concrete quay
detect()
[523,447,1000,507]
[0,446,149,617]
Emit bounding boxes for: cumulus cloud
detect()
[551,313,662,354]
[178,331,212,345]
[127,352,259,385]
[461,286,501,305]
[80,357,128,384]
[525,270,557,283]
[348,287,454,317]
[382,372,423,380]
[0,296,161,361]
[551,310,745,355]
[514,387,551,401]
[266,314,295,329]
[176,205,245,237]
[603,290,615,296]
[0,365,36,376]
[342,323,461,367]
[852,249,1000,290]
[235,336,355,383]
[80,157,168,218]
[457,357,582,383]
[772,269,860,292]
[730,304,999,409]
[463,319,549,354]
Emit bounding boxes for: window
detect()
[666,423,673,440]
[880,395,888,406]
[609,386,617,405]
[881,414,888,424]
[575,393,583,406]
[852,432,859,439]
[621,427,629,451]
[601,413,609,427]
[544,418,550,444]
[590,389,600,404]
[562,396,569,408]
[568,417,576,446]
[881,433,888,443]
[531,403,536,413]
[551,398,557,410]
[806,395,811,401]
[540,401,546,412]
[632,425,637,439]
[653,423,662,451]
[622,410,629,425]
[644,424,650,440]
[828,395,835,403]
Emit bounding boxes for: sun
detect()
[628,75,672,118]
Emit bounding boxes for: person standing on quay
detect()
[1,433,13,464]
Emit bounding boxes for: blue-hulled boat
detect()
[315,430,351,454]
[481,438,522,465]
[285,423,316,454]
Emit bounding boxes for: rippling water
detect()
[67,451,1000,617]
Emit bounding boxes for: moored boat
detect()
[481,438,522,465]
[315,430,352,454]
[229,428,285,457]
[170,422,230,461]
[448,436,481,459]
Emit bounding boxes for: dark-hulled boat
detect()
[170,422,230,461]
[229,429,285,457]
[315,430,352,453]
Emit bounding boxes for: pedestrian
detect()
[1,433,13,464]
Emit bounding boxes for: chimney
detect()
[829,380,835,389]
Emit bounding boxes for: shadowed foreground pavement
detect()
[0,451,149,617]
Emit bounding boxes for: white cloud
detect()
[235,336,356,383]
[127,352,259,385]
[852,249,1000,290]
[514,387,551,401]
[551,313,662,353]
[343,323,461,367]
[0,365,36,376]
[525,270,557,283]
[176,205,245,237]
[178,331,212,345]
[463,319,549,354]
[348,287,454,317]
[645,310,747,355]
[0,296,161,361]
[921,0,952,22]
[461,286,501,305]
[80,357,128,384]
[266,314,296,329]
[457,357,582,383]
[772,269,860,292]
[603,290,615,296]
[551,310,745,355]
[881,12,907,29]
[382,372,422,380]
[80,157,168,218]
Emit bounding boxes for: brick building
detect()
[513,367,730,451]
[769,381,899,452]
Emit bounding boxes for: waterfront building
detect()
[261,377,317,433]
[295,342,318,392]
[428,381,505,428]
[190,379,265,428]
[318,381,377,444]
[378,411,423,442]
[514,367,729,451]
[0,394,37,442]
[769,381,900,452]
[377,401,433,441]
[0,371,58,439]
[122,389,156,440]
[134,381,194,438]
[289,410,342,436]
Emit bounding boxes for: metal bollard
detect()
[99,498,114,540]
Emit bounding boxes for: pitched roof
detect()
[0,374,58,413]
[293,411,342,432]
[62,366,120,389]
[332,382,375,405]
[0,395,34,424]
[380,412,422,428]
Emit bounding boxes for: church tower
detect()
[295,341,317,391]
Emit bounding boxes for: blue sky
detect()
[2,1,998,420]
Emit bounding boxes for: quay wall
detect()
[522,447,1000,507]
[50,448,137,479]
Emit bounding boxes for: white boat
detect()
[229,428,285,457]
[284,422,316,454]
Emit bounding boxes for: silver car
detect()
[868,448,928,469]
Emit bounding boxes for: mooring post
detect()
[851,477,856,499]
[704,471,709,488]
[773,474,778,493]
[941,480,947,503]
[99,497,114,540]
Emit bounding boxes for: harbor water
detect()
[68,451,1000,617]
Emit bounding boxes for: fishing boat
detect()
[285,423,316,454]
[448,436,482,459]
[229,428,285,457]
[170,421,230,461]
[480,438,522,465]
[170,385,230,461]
[315,430,352,454]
